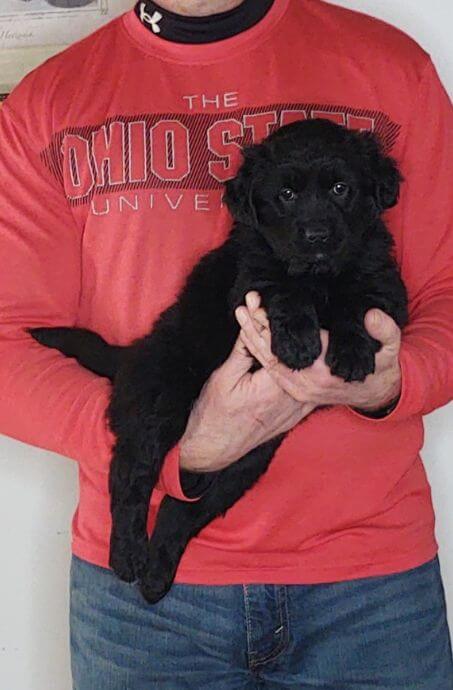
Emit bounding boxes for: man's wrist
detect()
[180,437,223,472]
[352,362,402,414]
[180,439,211,472]
[179,439,221,498]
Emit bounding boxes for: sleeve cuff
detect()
[157,443,218,501]
[156,443,201,502]
[346,341,426,424]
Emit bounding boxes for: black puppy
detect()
[30,119,408,603]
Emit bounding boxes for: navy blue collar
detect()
[134,0,275,44]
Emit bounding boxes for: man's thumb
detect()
[364,309,401,349]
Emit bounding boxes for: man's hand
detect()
[236,292,402,413]
[179,336,315,473]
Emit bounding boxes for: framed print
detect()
[0,0,132,95]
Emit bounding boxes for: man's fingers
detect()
[245,291,261,311]
[319,329,329,360]
[239,330,264,364]
[364,309,401,351]
[252,308,269,331]
[263,361,308,402]
[245,292,269,331]
[222,335,254,384]
[236,307,274,365]
[239,327,271,367]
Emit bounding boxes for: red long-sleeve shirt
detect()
[0,0,452,584]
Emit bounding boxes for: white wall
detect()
[0,2,452,689]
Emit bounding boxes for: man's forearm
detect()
[0,333,114,470]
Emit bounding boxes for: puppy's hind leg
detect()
[108,436,158,582]
[108,394,193,582]
[108,350,203,583]
[139,435,284,604]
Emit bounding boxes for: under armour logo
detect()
[139,3,163,34]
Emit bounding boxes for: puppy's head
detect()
[224,118,402,276]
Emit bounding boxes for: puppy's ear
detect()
[359,132,403,213]
[373,155,402,211]
[223,146,262,226]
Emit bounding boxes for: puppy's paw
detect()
[326,328,380,382]
[139,571,173,605]
[109,536,149,583]
[139,553,175,604]
[138,542,179,604]
[271,313,321,370]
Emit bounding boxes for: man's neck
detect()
[154,1,244,17]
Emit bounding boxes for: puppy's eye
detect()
[331,182,349,197]
[279,187,297,202]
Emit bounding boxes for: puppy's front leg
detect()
[262,290,322,371]
[326,315,380,383]
[326,270,408,383]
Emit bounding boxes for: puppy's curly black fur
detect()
[30,119,408,603]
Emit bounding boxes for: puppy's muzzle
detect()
[303,225,330,244]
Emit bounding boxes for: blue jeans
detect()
[70,555,453,689]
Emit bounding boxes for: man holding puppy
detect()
[0,0,452,688]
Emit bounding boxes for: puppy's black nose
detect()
[304,226,330,243]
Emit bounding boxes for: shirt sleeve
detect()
[156,443,219,500]
[0,100,115,471]
[0,99,198,500]
[349,59,453,424]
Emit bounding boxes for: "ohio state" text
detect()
[40,104,401,204]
